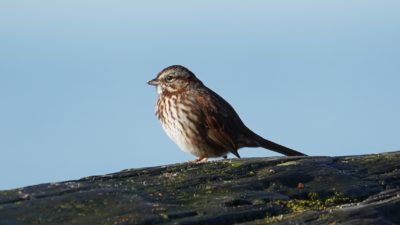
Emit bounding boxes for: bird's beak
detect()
[147,78,159,86]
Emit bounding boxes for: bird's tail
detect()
[249,130,307,156]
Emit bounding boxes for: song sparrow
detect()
[148,65,306,162]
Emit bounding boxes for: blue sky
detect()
[1,1,399,190]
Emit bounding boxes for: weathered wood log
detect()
[1,151,399,225]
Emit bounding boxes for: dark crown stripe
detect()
[156,65,191,78]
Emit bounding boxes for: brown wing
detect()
[195,87,246,158]
[193,86,307,157]
[204,113,236,151]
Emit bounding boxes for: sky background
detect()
[1,0,399,190]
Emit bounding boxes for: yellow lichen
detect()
[230,161,244,167]
[277,161,299,167]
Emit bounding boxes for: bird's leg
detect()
[198,157,208,163]
[189,157,208,164]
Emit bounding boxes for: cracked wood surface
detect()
[0,152,399,225]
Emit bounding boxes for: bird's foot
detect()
[189,157,208,164]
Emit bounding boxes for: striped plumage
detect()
[148,65,306,162]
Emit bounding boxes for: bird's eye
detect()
[166,75,174,82]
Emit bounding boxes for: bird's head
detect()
[148,65,201,95]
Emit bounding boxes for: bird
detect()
[148,65,307,163]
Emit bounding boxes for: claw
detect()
[189,157,208,164]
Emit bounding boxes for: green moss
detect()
[324,192,353,205]
[159,213,168,220]
[283,199,325,212]
[276,192,354,213]
[248,171,256,176]
[307,192,319,201]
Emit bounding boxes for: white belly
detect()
[161,120,197,155]
[158,99,202,157]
